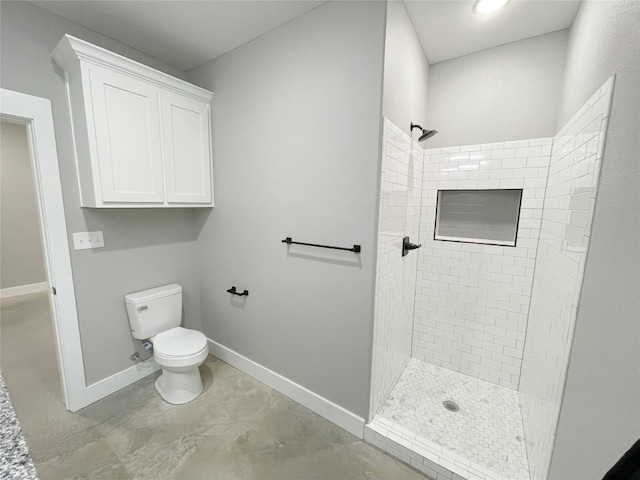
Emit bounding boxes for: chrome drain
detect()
[443,400,460,412]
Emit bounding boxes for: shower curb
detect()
[365,420,509,480]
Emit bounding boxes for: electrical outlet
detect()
[73,231,105,250]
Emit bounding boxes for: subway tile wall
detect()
[518,77,614,480]
[414,139,552,389]
[370,119,423,418]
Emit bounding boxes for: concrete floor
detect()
[1,292,428,480]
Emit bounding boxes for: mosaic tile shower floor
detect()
[369,359,530,480]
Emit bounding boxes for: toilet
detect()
[125,284,208,404]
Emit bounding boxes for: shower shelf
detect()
[281,237,361,253]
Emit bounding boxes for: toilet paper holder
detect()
[227,286,249,297]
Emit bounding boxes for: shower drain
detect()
[442,400,460,412]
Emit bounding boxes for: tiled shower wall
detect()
[370,119,423,418]
[519,77,614,480]
[414,141,552,389]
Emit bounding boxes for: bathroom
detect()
[0,1,638,479]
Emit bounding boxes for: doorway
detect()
[0,88,86,411]
[0,122,48,297]
[0,119,61,409]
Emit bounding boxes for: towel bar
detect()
[281,237,361,253]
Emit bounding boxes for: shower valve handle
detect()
[402,236,421,257]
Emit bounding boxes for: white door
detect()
[160,92,212,204]
[88,67,165,203]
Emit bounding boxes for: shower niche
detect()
[434,189,523,247]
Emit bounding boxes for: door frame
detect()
[0,88,87,411]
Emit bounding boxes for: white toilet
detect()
[125,284,209,404]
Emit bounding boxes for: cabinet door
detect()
[88,67,164,203]
[160,92,212,204]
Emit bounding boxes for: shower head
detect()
[419,129,438,141]
[410,122,438,142]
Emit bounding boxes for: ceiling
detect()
[30,1,327,71]
[30,0,581,71]
[405,0,581,64]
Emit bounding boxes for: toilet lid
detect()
[153,327,207,357]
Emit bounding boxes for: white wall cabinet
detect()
[52,35,214,208]
[161,91,212,204]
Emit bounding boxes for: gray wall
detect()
[0,122,47,289]
[188,1,386,418]
[549,1,640,478]
[383,0,430,138]
[425,30,569,148]
[0,1,203,385]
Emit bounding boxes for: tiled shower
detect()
[367,78,614,480]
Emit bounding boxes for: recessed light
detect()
[473,0,510,15]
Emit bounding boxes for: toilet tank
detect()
[125,284,182,339]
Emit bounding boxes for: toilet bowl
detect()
[152,326,208,404]
[124,284,209,405]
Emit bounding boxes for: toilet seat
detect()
[153,326,207,357]
[153,327,208,369]
[154,348,208,369]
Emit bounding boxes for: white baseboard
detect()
[80,358,160,410]
[0,282,48,299]
[207,338,365,439]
